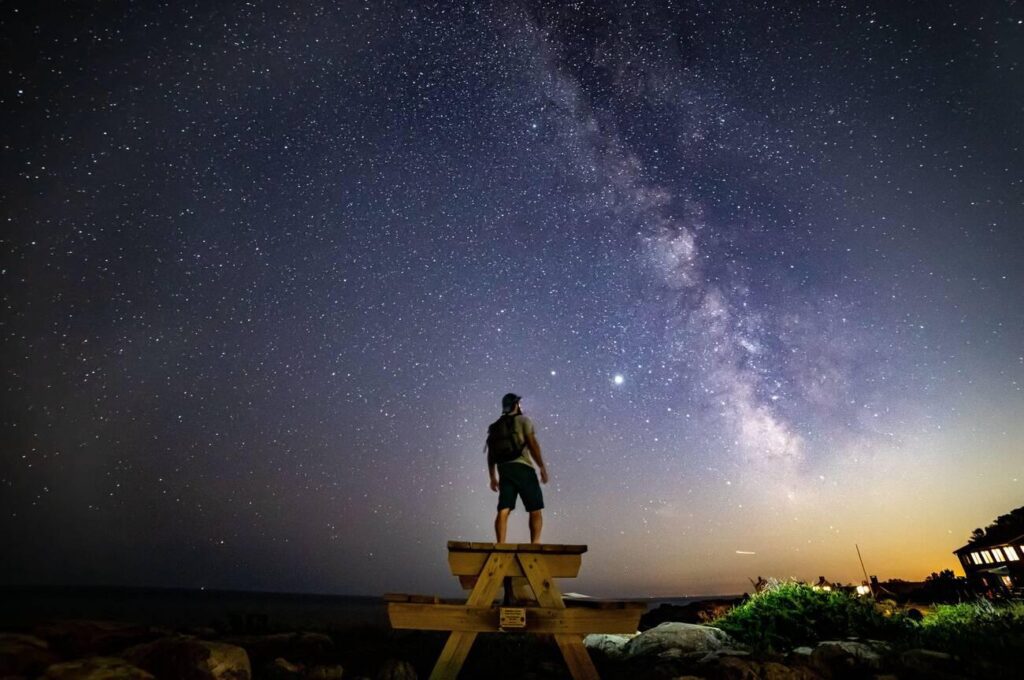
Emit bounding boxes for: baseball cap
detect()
[501,392,522,413]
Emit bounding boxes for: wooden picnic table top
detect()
[447,541,588,554]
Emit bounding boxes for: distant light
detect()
[856,584,871,596]
[735,550,756,555]
[613,374,624,385]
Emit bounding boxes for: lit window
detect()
[981,551,994,564]
[992,548,1005,562]
[1006,546,1021,561]
[971,552,982,565]
[1002,576,1013,588]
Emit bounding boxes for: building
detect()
[953,533,1024,596]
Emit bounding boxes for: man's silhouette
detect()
[486,393,549,543]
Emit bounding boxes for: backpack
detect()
[486,414,526,464]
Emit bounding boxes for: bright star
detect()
[613,374,624,385]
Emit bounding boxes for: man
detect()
[486,393,549,543]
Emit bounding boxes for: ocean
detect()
[0,585,739,633]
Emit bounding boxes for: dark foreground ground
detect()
[0,585,729,679]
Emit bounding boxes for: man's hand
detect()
[490,477,499,492]
[539,465,549,484]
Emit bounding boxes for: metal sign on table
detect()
[499,607,526,630]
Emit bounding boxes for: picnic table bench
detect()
[385,541,646,680]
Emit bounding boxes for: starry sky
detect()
[2,1,1022,598]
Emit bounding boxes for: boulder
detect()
[690,648,753,671]
[758,660,822,680]
[582,633,633,659]
[712,656,763,680]
[265,658,345,680]
[809,640,882,677]
[308,665,344,679]
[32,620,160,658]
[623,622,738,659]
[122,636,251,680]
[0,633,62,677]
[693,654,823,680]
[42,656,155,679]
[266,657,304,679]
[222,633,334,665]
[375,658,416,680]
[898,648,961,678]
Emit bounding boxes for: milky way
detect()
[3,1,1022,596]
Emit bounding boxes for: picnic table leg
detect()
[429,633,478,680]
[517,553,600,680]
[428,552,514,680]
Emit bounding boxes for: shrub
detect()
[712,580,912,652]
[916,600,1024,664]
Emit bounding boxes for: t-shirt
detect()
[505,414,536,467]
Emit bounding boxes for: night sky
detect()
[3,1,1022,598]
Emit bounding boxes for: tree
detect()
[967,506,1024,544]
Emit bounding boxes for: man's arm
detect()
[487,447,499,492]
[526,433,549,484]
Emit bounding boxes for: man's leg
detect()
[528,510,543,543]
[495,508,511,543]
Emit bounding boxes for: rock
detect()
[810,640,882,677]
[692,655,821,680]
[0,633,62,677]
[265,657,343,679]
[307,664,344,679]
[32,620,160,658]
[582,633,633,659]
[375,658,416,680]
[712,656,763,680]
[222,633,334,665]
[42,656,155,679]
[789,647,814,659]
[122,636,251,680]
[266,657,304,679]
[623,622,738,659]
[898,648,961,678]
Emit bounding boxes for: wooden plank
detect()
[517,553,564,608]
[449,552,581,578]
[555,635,600,680]
[447,541,587,554]
[517,553,601,680]
[430,633,475,680]
[429,551,515,680]
[388,603,644,634]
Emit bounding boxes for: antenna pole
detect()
[856,543,874,597]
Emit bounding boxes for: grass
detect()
[712,579,1024,671]
[915,600,1024,665]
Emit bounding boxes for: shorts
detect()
[497,462,545,512]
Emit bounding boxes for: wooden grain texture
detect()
[447,541,587,554]
[388,602,644,634]
[428,551,513,680]
[517,553,601,680]
[449,552,581,578]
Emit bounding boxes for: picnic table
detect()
[385,541,646,680]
